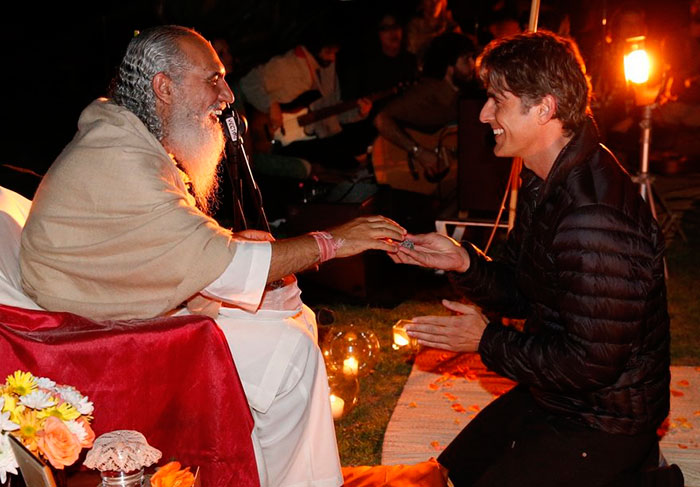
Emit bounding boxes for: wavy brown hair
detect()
[476,30,592,136]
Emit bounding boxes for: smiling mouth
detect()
[493,128,504,136]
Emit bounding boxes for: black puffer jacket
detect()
[452,119,670,435]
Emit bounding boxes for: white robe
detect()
[181,244,343,487]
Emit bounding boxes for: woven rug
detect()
[381,349,700,486]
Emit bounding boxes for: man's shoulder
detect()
[557,146,650,225]
[41,99,173,196]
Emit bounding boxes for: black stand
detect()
[221,105,270,233]
[630,104,686,243]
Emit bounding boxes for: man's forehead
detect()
[179,35,225,73]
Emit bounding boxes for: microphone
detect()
[219,103,248,144]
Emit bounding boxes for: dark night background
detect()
[2,0,689,181]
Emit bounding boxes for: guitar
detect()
[371,126,458,196]
[249,85,403,152]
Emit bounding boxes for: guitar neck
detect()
[296,86,398,127]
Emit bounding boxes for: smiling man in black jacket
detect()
[391,31,680,487]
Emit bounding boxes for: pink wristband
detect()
[310,231,344,263]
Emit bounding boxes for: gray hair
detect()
[110,25,198,139]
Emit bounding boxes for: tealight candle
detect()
[393,328,410,347]
[392,320,417,349]
[329,394,345,419]
[342,357,359,376]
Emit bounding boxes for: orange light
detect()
[624,36,651,84]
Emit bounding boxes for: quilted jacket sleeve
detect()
[477,203,659,393]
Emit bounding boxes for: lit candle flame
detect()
[393,330,409,347]
[343,357,359,376]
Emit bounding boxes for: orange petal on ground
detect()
[671,390,684,397]
[451,403,466,413]
[678,379,690,387]
[430,441,441,450]
[443,393,458,401]
[428,383,439,391]
[678,444,688,449]
[468,404,481,412]
[693,411,700,416]
[408,402,417,408]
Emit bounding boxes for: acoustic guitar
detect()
[371,125,458,196]
[249,85,403,153]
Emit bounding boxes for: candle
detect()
[343,357,359,376]
[329,394,345,419]
[392,320,416,349]
[393,329,410,347]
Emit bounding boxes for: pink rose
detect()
[36,417,82,469]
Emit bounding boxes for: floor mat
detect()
[381,349,700,486]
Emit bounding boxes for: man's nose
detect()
[219,78,234,103]
[480,98,494,124]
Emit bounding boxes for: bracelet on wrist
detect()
[310,231,345,263]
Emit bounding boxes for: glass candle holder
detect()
[322,323,380,378]
[392,320,418,350]
[327,373,359,420]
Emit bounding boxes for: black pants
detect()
[439,386,659,487]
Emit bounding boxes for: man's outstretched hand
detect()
[407,299,488,352]
[388,232,470,272]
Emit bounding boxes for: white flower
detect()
[54,386,93,415]
[34,377,56,390]
[19,390,55,410]
[0,433,19,484]
[74,396,94,415]
[64,420,88,444]
[0,412,19,433]
[0,398,4,411]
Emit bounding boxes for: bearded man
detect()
[19,25,406,487]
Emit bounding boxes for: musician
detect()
[239,21,372,171]
[373,32,478,183]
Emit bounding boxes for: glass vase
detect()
[99,469,145,487]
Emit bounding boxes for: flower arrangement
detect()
[0,370,95,482]
[150,461,196,487]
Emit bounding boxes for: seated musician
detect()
[371,33,479,231]
[239,20,372,172]
[373,32,479,185]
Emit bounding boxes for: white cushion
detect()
[0,186,42,309]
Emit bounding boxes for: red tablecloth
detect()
[0,304,259,487]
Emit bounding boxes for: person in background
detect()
[405,0,462,70]
[239,21,372,172]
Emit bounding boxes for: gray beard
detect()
[164,103,225,215]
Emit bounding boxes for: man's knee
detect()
[280,325,321,396]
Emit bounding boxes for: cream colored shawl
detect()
[20,99,239,320]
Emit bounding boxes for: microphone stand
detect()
[220,104,271,233]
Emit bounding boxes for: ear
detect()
[152,72,174,105]
[537,94,557,123]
